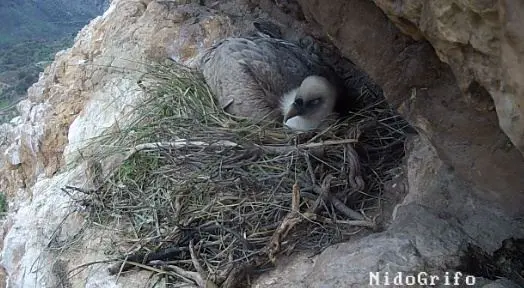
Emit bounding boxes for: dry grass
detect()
[65,60,410,287]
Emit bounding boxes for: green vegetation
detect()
[0,0,109,122]
[0,99,9,109]
[0,0,108,48]
[0,193,7,215]
[0,36,74,122]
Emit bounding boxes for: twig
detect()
[221,263,254,288]
[310,175,334,213]
[198,222,253,251]
[189,241,218,288]
[267,183,303,262]
[310,175,366,221]
[157,263,203,285]
[329,195,366,221]
[291,183,300,212]
[304,152,316,186]
[63,185,97,195]
[259,138,358,154]
[68,259,119,276]
[133,140,240,152]
[311,186,366,221]
[302,212,375,229]
[216,254,235,285]
[345,144,365,195]
[121,138,358,159]
[115,254,129,283]
[108,246,189,274]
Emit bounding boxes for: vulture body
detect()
[199,36,350,131]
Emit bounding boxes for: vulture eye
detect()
[294,98,304,107]
[307,98,321,106]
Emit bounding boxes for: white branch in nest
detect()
[98,137,358,193]
[127,138,358,157]
[133,140,240,152]
[117,140,240,167]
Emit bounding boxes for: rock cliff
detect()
[373,0,524,156]
[0,0,523,287]
[298,0,524,215]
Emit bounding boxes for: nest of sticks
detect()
[65,61,411,287]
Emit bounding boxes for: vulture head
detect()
[281,75,338,131]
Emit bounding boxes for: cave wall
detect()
[373,0,524,157]
[296,0,524,215]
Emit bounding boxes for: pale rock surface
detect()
[254,135,523,288]
[483,279,522,288]
[370,0,524,156]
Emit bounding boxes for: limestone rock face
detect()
[372,0,524,158]
[0,0,262,287]
[297,0,524,215]
[0,0,320,287]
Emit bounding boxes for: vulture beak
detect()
[284,106,299,122]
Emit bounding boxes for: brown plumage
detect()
[199,36,349,130]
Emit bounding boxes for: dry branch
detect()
[267,183,303,262]
[108,246,189,275]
